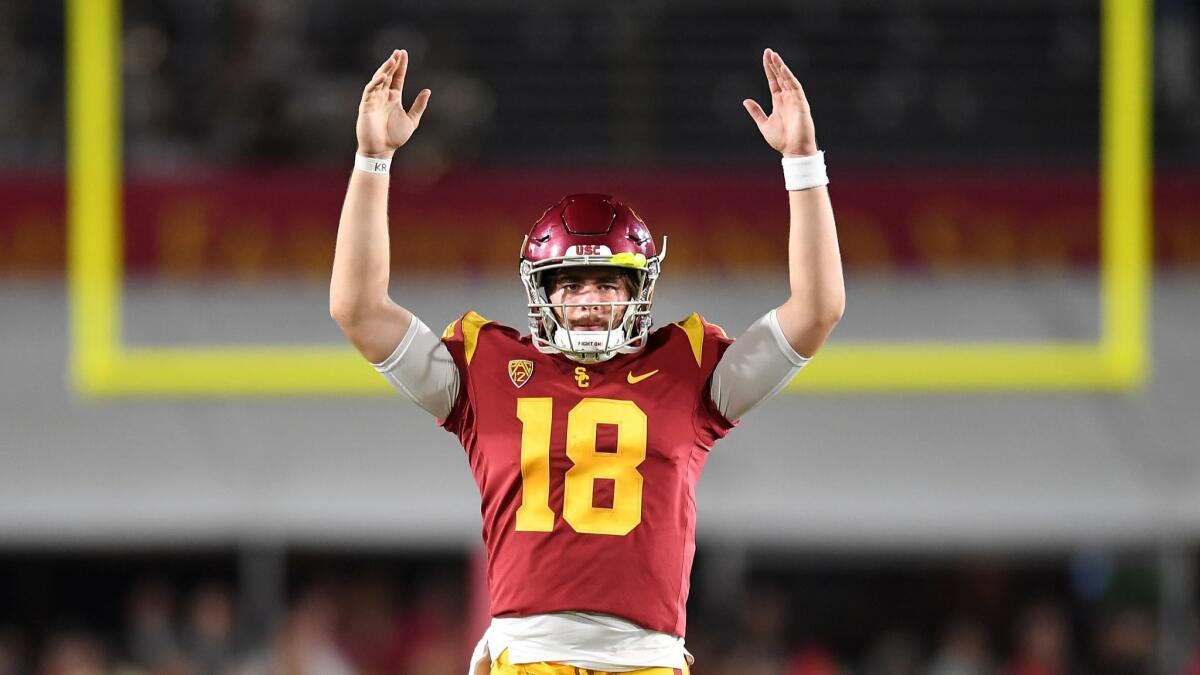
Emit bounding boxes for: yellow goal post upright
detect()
[67,0,1151,396]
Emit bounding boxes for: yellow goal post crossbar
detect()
[67,0,1151,396]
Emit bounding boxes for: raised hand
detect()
[743,49,818,157]
[356,49,432,159]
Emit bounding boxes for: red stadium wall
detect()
[1,170,1197,277]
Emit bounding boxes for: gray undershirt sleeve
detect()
[372,316,461,419]
[709,308,810,422]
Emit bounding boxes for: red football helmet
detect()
[519,193,667,362]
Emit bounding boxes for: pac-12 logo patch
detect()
[508,360,534,388]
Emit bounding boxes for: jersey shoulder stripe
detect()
[442,311,491,365]
[671,312,729,367]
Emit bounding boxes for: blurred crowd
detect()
[3,0,1200,172]
[690,593,1161,675]
[0,573,465,675]
[0,570,1190,675]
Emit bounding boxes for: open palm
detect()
[357,49,431,158]
[743,49,818,157]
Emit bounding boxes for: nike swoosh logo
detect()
[627,369,660,384]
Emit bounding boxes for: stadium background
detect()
[1,1,1199,675]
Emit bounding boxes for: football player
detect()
[330,47,844,675]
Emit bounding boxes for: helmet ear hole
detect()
[536,270,557,299]
[620,270,640,297]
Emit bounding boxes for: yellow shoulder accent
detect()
[672,313,705,367]
[440,311,491,365]
[461,311,490,365]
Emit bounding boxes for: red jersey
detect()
[439,311,737,637]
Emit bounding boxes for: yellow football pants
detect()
[491,649,689,675]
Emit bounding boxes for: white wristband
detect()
[781,151,828,191]
[355,153,392,175]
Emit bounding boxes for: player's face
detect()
[547,268,632,331]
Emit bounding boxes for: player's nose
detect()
[570,299,608,323]
[572,307,604,322]
[576,287,607,309]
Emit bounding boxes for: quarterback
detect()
[330,48,845,675]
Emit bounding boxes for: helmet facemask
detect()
[520,241,665,363]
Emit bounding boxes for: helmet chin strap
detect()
[552,326,626,363]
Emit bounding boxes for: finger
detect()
[389,49,408,93]
[743,99,768,126]
[364,51,399,95]
[767,50,790,93]
[762,49,782,94]
[407,88,431,123]
[771,51,806,97]
[363,77,385,101]
[364,73,386,97]
[373,50,400,83]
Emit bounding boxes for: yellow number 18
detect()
[514,397,647,536]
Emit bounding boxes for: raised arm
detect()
[330,49,432,363]
[743,48,845,359]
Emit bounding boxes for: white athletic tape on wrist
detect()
[781,151,828,191]
[355,153,392,174]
